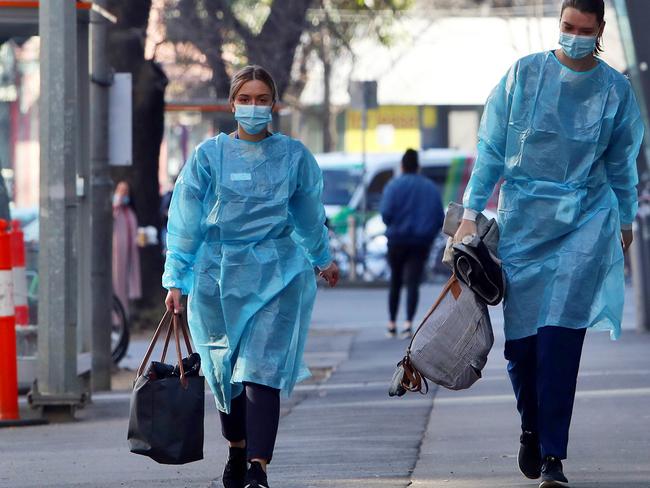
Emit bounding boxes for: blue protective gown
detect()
[162,133,332,412]
[463,52,644,341]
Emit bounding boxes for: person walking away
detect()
[163,65,339,488]
[454,1,643,486]
[380,149,445,338]
[112,180,142,318]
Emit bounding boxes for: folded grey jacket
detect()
[452,235,505,306]
[442,202,505,306]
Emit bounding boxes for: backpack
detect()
[389,274,494,395]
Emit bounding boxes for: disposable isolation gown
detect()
[162,133,332,412]
[464,51,644,341]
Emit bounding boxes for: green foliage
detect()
[339,0,412,10]
[159,0,414,101]
[312,0,414,50]
[231,0,272,35]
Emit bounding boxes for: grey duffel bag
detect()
[389,275,493,395]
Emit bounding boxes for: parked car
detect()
[316,149,476,234]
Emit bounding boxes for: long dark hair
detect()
[561,0,605,55]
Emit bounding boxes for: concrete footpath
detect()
[1,284,649,487]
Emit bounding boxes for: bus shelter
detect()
[0,1,108,421]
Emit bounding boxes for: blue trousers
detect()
[504,326,586,459]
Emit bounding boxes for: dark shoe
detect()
[518,431,542,479]
[222,447,247,488]
[539,456,569,487]
[244,461,269,488]
[386,327,397,338]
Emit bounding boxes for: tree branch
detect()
[208,0,255,45]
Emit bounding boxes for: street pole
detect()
[33,0,85,420]
[348,81,377,282]
[89,0,113,391]
[76,8,92,396]
[360,106,368,280]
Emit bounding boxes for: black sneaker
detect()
[518,431,542,479]
[539,456,569,487]
[222,447,247,488]
[244,461,269,488]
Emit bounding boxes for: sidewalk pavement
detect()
[1,283,649,488]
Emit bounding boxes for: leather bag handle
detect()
[160,313,193,389]
[180,311,193,354]
[407,274,462,353]
[172,313,189,389]
[136,310,195,387]
[136,310,173,378]
[160,312,194,363]
[160,317,174,363]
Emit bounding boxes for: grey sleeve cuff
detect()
[621,223,633,231]
[317,261,334,272]
[462,208,479,221]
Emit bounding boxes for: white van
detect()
[315,149,475,233]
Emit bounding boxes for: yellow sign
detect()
[422,106,438,128]
[345,105,428,153]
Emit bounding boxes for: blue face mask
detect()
[234,104,273,135]
[114,195,129,206]
[559,32,597,60]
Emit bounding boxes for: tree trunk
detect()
[207,49,232,102]
[107,0,168,310]
[246,0,313,98]
[172,0,231,101]
[319,26,333,152]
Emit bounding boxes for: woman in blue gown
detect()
[163,65,339,488]
[455,1,644,486]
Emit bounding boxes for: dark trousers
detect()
[504,326,586,459]
[219,382,280,462]
[387,243,430,322]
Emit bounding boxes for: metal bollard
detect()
[631,203,650,332]
[347,214,358,282]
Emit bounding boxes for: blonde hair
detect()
[228,65,278,104]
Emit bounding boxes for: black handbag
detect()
[127,310,205,464]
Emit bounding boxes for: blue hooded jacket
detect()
[380,173,445,246]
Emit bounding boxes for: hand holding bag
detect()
[127,310,205,464]
[441,202,501,271]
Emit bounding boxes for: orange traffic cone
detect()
[0,219,46,428]
[0,219,19,421]
[10,220,28,327]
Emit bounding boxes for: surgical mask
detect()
[113,195,129,206]
[559,32,597,60]
[234,104,272,135]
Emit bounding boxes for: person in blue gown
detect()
[455,1,644,486]
[163,65,339,488]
